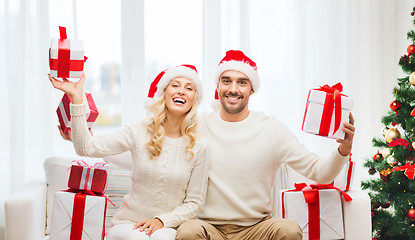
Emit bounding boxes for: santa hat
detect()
[213,50,259,108]
[145,64,202,109]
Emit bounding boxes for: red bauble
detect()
[407,209,415,221]
[373,152,383,162]
[390,100,401,112]
[371,211,375,218]
[408,45,415,56]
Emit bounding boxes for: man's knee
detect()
[268,218,302,240]
[176,219,206,240]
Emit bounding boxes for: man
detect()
[176,50,355,240]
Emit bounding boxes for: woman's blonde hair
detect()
[145,89,199,160]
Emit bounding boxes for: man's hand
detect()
[337,113,355,156]
[133,218,164,235]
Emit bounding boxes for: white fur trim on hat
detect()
[154,65,203,104]
[215,60,260,92]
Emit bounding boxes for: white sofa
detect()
[5,155,371,240]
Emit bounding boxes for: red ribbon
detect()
[70,192,87,240]
[49,26,87,78]
[281,182,352,239]
[393,162,415,179]
[315,83,343,136]
[345,154,353,191]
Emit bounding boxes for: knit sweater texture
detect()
[70,103,210,228]
[198,110,348,226]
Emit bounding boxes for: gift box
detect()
[49,26,87,79]
[57,93,99,134]
[332,155,354,191]
[68,160,108,194]
[280,183,352,240]
[302,83,353,139]
[49,191,107,240]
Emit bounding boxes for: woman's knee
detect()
[149,228,176,240]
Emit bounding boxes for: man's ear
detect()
[250,88,255,95]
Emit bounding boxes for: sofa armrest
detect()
[5,179,47,240]
[342,189,372,240]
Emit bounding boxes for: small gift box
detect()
[49,26,87,79]
[68,160,108,194]
[302,83,353,139]
[57,93,99,134]
[332,155,354,191]
[280,183,352,240]
[49,191,107,240]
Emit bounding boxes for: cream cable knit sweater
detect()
[198,110,349,226]
[69,103,210,228]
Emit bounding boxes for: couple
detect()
[49,50,355,240]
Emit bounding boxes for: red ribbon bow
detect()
[281,182,352,240]
[393,162,415,179]
[315,83,344,136]
[72,160,109,170]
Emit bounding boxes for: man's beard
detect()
[219,94,247,114]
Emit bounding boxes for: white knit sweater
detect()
[70,103,210,228]
[198,110,348,226]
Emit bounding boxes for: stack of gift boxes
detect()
[49,26,109,240]
[280,83,355,240]
[49,161,111,240]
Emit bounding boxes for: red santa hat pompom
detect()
[145,64,202,109]
[213,50,259,109]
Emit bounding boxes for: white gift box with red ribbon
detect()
[280,183,353,240]
[49,191,107,240]
[57,93,99,134]
[68,160,108,194]
[49,26,87,79]
[332,155,354,191]
[302,83,353,140]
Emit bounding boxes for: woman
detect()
[48,64,210,240]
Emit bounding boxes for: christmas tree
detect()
[361,7,415,240]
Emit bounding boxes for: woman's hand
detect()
[48,72,85,104]
[133,218,164,235]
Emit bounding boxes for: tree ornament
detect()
[412,11,415,16]
[382,148,393,158]
[382,127,388,136]
[408,45,415,56]
[379,169,392,182]
[410,72,415,85]
[381,201,391,208]
[390,100,401,112]
[408,209,415,221]
[373,152,383,162]
[401,54,410,64]
[371,211,375,218]
[387,155,397,166]
[385,128,401,143]
[368,167,376,175]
